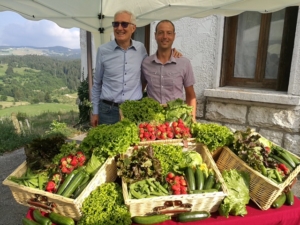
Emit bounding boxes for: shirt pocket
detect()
[164,72,183,94]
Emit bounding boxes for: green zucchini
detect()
[22,218,40,225]
[203,174,215,190]
[185,167,195,191]
[278,152,296,168]
[195,167,205,190]
[56,169,78,195]
[176,211,210,222]
[190,188,218,194]
[48,212,75,225]
[272,192,286,208]
[73,173,90,198]
[285,190,294,206]
[132,214,171,224]
[285,151,300,165]
[213,181,221,191]
[32,209,52,225]
[61,170,87,198]
[270,155,293,171]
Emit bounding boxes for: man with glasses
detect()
[141,20,197,121]
[91,10,147,125]
[92,11,182,125]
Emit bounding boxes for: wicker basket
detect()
[138,138,196,147]
[2,157,117,220]
[122,143,228,217]
[216,146,300,210]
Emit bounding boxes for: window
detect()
[132,25,150,55]
[220,6,298,91]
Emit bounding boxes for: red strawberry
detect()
[139,123,145,129]
[139,128,145,133]
[171,184,180,191]
[70,156,78,166]
[167,172,175,179]
[167,132,174,139]
[60,157,67,166]
[66,155,73,164]
[172,122,178,128]
[61,166,70,174]
[160,132,167,140]
[76,151,86,163]
[180,179,187,186]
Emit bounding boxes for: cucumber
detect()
[270,155,293,171]
[132,214,171,224]
[176,211,210,222]
[272,192,286,208]
[213,181,221,191]
[48,212,75,225]
[190,188,218,194]
[285,190,294,206]
[185,167,195,191]
[22,218,40,225]
[195,167,205,190]
[56,170,78,195]
[203,174,215,190]
[285,151,300,165]
[61,170,87,198]
[278,152,296,168]
[32,209,52,225]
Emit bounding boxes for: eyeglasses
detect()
[112,21,135,28]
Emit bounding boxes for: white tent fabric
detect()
[1,0,300,48]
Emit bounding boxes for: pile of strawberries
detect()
[138,118,191,141]
[166,172,188,195]
[59,151,86,174]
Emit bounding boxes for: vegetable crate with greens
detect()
[2,157,117,220]
[117,143,228,217]
[216,129,300,210]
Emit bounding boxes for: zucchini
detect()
[73,173,90,198]
[278,152,296,168]
[195,167,205,190]
[272,192,286,208]
[56,169,78,195]
[270,155,293,171]
[61,170,87,198]
[48,212,75,225]
[213,181,221,191]
[285,190,294,206]
[190,189,218,194]
[22,218,40,225]
[132,214,171,224]
[285,151,300,165]
[32,209,52,225]
[176,211,210,222]
[185,167,195,191]
[203,174,215,190]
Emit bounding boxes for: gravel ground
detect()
[0,137,299,225]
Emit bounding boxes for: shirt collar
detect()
[113,39,137,50]
[151,50,176,64]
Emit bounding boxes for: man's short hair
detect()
[155,20,175,33]
[114,10,136,25]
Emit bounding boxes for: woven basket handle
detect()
[27,194,56,211]
[153,200,192,214]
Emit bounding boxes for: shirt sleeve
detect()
[91,47,104,115]
[183,60,196,87]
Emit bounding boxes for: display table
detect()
[26,197,300,225]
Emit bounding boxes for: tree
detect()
[0,95,7,101]
[44,92,52,103]
[5,66,14,75]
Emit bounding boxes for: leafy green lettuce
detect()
[182,151,202,168]
[218,169,250,218]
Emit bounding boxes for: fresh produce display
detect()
[22,210,75,225]
[232,128,300,183]
[218,169,250,218]
[120,97,165,124]
[129,178,168,199]
[175,211,211,222]
[165,172,188,195]
[80,119,139,159]
[138,118,191,141]
[191,123,234,152]
[32,209,52,225]
[78,182,131,225]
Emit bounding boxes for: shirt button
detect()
[125,73,127,75]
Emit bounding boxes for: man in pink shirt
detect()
[141,20,197,120]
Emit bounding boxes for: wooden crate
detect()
[2,157,117,220]
[122,144,228,217]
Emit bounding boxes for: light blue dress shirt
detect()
[92,39,148,115]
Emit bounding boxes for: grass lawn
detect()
[0,103,79,117]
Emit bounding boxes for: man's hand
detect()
[172,48,183,58]
[91,114,99,127]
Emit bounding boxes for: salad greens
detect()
[218,169,250,218]
[191,123,234,152]
[182,151,203,169]
[78,182,131,225]
[164,98,193,126]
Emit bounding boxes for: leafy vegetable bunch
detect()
[120,97,165,124]
[218,169,250,218]
[80,119,139,159]
[116,145,163,183]
[78,182,131,225]
[164,99,193,126]
[152,144,186,176]
[191,123,234,152]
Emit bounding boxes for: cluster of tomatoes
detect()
[166,172,188,195]
[138,119,191,142]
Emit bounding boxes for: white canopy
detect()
[1,0,300,48]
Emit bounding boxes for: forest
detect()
[0,55,81,103]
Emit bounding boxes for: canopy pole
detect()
[86,31,93,124]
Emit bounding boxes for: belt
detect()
[102,99,120,107]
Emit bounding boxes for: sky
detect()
[0,11,80,49]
